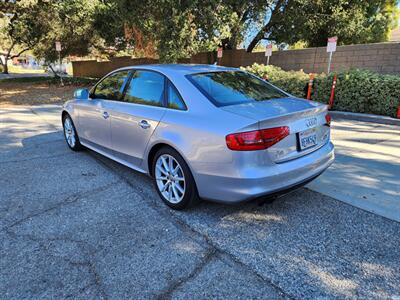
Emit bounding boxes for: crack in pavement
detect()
[4,231,109,299]
[90,152,292,299]
[2,180,121,232]
[156,248,217,300]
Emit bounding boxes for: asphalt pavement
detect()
[0,104,399,299]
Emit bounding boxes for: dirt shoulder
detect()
[0,78,94,107]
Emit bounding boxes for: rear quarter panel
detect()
[143,107,257,173]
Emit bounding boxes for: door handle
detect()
[102,111,109,119]
[139,120,150,129]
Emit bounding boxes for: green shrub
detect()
[314,70,400,118]
[47,76,99,86]
[242,63,400,118]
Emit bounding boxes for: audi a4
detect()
[62,64,334,209]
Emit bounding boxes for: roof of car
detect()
[116,64,238,76]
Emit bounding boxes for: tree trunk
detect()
[3,62,9,74]
[246,0,286,52]
[246,30,265,53]
[47,64,60,78]
[0,56,8,74]
[1,57,9,74]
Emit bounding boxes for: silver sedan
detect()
[62,64,334,209]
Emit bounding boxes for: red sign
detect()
[217,47,223,58]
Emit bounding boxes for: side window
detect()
[123,70,165,107]
[168,83,187,110]
[93,71,130,100]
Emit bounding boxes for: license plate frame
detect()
[298,128,317,151]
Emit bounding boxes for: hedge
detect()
[242,63,400,118]
[0,76,98,85]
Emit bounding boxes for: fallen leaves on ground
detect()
[0,82,90,106]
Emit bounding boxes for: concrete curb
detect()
[330,111,400,126]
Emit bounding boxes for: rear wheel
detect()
[62,114,83,151]
[152,147,199,210]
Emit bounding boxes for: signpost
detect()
[217,47,223,58]
[55,41,63,85]
[216,47,223,65]
[326,36,337,74]
[265,43,272,65]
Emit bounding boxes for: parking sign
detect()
[55,41,62,52]
[217,47,223,58]
[327,37,337,53]
[265,44,272,57]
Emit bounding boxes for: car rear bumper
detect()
[193,142,334,203]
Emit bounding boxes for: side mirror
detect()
[74,88,90,100]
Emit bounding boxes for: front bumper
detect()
[193,142,335,203]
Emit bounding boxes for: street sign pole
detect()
[327,51,333,74]
[55,41,63,86]
[265,43,272,65]
[326,36,337,74]
[216,47,223,65]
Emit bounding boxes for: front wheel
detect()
[152,147,199,210]
[62,114,83,151]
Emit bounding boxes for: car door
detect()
[77,70,130,151]
[109,70,167,168]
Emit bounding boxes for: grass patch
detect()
[7,65,46,74]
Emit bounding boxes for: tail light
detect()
[325,113,331,126]
[226,126,290,151]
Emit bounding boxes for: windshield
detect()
[187,71,287,107]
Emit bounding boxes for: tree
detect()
[91,0,249,61]
[246,0,399,52]
[296,0,399,47]
[32,0,98,73]
[0,0,52,73]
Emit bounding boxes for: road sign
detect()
[327,37,338,73]
[265,44,272,57]
[327,36,337,53]
[217,47,223,58]
[265,43,272,65]
[55,41,62,52]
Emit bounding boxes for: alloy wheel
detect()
[155,154,186,204]
[64,117,76,148]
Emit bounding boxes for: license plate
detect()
[299,128,317,150]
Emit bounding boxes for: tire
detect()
[152,147,199,210]
[62,114,83,151]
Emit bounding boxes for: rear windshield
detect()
[187,71,287,107]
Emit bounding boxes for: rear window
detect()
[187,71,287,107]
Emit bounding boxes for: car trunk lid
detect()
[221,97,330,162]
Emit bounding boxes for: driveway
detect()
[1,104,399,299]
